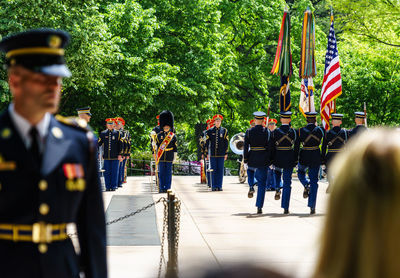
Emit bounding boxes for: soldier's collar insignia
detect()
[1,128,12,139]
[52,127,63,139]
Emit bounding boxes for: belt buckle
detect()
[32,222,52,243]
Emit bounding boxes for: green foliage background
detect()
[0,0,399,159]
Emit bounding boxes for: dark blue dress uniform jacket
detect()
[0,111,107,278]
[205,126,229,157]
[349,125,367,139]
[98,129,122,160]
[321,126,348,165]
[271,125,300,168]
[156,131,177,162]
[298,124,325,167]
[243,125,273,168]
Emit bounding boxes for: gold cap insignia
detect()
[48,35,62,48]
[1,128,12,139]
[51,127,63,139]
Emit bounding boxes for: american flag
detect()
[320,20,342,130]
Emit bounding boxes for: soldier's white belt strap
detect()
[276,146,293,150]
[250,147,266,151]
[327,148,341,153]
[302,146,320,150]
[0,222,69,243]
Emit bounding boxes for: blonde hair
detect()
[313,129,400,278]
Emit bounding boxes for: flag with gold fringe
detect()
[271,8,292,112]
[299,8,316,117]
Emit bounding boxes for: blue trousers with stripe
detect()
[210,157,224,189]
[255,166,268,208]
[275,168,293,210]
[158,161,172,190]
[118,159,127,187]
[247,167,257,187]
[104,160,120,190]
[297,164,319,209]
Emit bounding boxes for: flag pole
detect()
[364,102,368,127]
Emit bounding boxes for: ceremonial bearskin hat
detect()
[159,110,174,129]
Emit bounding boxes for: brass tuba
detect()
[230,132,245,155]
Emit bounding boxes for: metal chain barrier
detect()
[67,192,181,278]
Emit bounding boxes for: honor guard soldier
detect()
[246,119,258,197]
[156,110,177,193]
[115,117,130,186]
[205,119,214,187]
[205,114,229,191]
[243,112,274,214]
[150,114,161,153]
[321,113,348,174]
[272,111,300,214]
[349,112,367,139]
[98,118,123,191]
[0,29,107,278]
[199,119,210,185]
[76,106,92,123]
[297,112,325,214]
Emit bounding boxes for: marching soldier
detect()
[349,111,367,138]
[297,112,325,214]
[155,110,177,193]
[321,113,348,173]
[243,112,274,214]
[98,118,123,191]
[205,114,229,191]
[271,111,300,214]
[0,29,107,277]
[76,106,92,123]
[246,119,257,198]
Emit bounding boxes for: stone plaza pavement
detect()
[103,175,330,278]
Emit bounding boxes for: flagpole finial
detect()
[284,5,289,12]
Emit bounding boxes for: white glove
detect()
[243,163,248,171]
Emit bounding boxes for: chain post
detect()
[166,192,178,278]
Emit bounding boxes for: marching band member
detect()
[156,110,177,193]
[205,114,228,191]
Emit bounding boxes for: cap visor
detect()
[39,64,71,77]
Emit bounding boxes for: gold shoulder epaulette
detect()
[55,115,89,131]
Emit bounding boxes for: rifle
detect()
[364,102,368,127]
[266,99,271,126]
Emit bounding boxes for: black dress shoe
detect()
[310,208,316,214]
[248,187,255,198]
[211,188,217,191]
[274,190,281,200]
[218,188,223,191]
[257,207,262,214]
[283,209,289,214]
[303,187,310,198]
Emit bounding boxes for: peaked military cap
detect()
[331,113,344,120]
[105,118,114,124]
[76,107,92,116]
[280,111,292,118]
[0,28,71,77]
[212,114,223,121]
[253,111,266,120]
[159,110,174,129]
[355,111,366,119]
[305,112,318,118]
[269,118,277,124]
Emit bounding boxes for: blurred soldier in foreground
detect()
[297,112,325,214]
[156,110,177,193]
[76,106,92,123]
[98,118,123,191]
[243,112,273,214]
[205,114,229,191]
[271,111,299,214]
[0,29,107,278]
[313,129,400,278]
